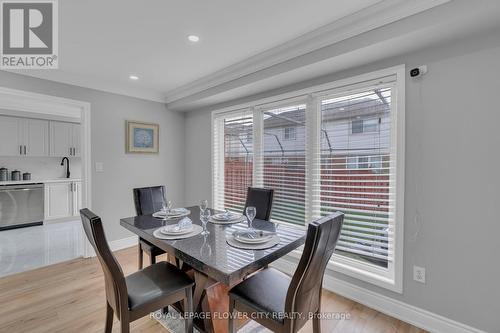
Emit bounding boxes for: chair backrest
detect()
[133,186,166,215]
[80,209,128,317]
[243,187,274,221]
[284,212,344,332]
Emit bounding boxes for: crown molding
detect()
[165,0,451,104]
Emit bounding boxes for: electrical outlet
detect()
[413,266,426,284]
[95,162,104,172]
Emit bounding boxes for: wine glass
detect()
[200,234,212,257]
[166,200,172,214]
[199,199,208,214]
[200,208,211,235]
[245,206,257,232]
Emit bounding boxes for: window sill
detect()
[285,248,402,293]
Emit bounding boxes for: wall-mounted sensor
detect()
[410,65,428,78]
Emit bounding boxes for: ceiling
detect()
[7,0,382,101]
[5,0,499,111]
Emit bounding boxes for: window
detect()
[212,66,405,292]
[347,156,383,171]
[212,110,253,213]
[283,126,297,140]
[351,118,380,134]
[320,87,393,270]
[261,105,306,225]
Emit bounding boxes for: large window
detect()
[261,104,306,225]
[212,110,253,213]
[212,67,405,292]
[319,88,393,269]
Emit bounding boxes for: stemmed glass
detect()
[200,208,211,235]
[245,206,257,233]
[200,234,212,257]
[199,199,208,214]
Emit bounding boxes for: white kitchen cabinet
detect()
[24,118,50,156]
[0,115,49,156]
[72,181,82,216]
[45,180,82,220]
[71,123,81,157]
[45,182,73,220]
[49,121,80,157]
[0,115,23,156]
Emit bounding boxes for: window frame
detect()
[283,126,297,140]
[211,65,405,293]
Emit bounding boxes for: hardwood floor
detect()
[0,246,427,333]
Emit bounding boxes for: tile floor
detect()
[0,220,83,277]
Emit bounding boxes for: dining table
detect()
[120,206,307,333]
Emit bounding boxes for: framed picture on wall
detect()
[126,120,159,153]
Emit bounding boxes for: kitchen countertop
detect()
[0,178,82,186]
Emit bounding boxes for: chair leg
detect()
[104,302,113,333]
[184,287,193,333]
[313,310,321,333]
[228,297,236,333]
[120,321,130,333]
[137,243,143,270]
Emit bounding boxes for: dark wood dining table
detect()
[120,206,306,333]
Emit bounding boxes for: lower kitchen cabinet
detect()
[44,181,82,221]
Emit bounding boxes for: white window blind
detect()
[213,110,253,212]
[257,104,307,225]
[319,87,394,267]
[212,67,404,291]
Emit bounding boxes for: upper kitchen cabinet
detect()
[24,118,50,156]
[49,121,80,157]
[0,115,49,156]
[0,115,22,156]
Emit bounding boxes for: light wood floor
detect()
[0,246,427,333]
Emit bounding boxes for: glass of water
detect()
[245,206,257,232]
[200,208,211,235]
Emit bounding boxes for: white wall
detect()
[0,72,186,241]
[183,29,500,332]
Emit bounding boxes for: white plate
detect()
[160,224,193,235]
[233,230,274,244]
[212,212,243,221]
[153,208,190,219]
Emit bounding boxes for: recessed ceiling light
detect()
[188,35,200,42]
[129,75,139,80]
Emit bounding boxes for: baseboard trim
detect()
[109,235,138,252]
[85,235,138,257]
[271,258,485,333]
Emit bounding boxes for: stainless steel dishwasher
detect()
[0,183,44,230]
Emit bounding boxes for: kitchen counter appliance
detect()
[0,183,44,230]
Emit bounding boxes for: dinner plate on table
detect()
[160,224,193,235]
[212,212,243,221]
[232,230,275,244]
[153,208,190,219]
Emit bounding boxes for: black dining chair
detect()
[243,187,274,221]
[228,212,344,333]
[80,208,194,333]
[133,186,167,269]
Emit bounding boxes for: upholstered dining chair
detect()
[80,208,194,333]
[243,187,274,221]
[133,186,167,269]
[228,212,344,333]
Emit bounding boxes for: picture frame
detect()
[126,120,159,154]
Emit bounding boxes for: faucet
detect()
[60,157,70,178]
